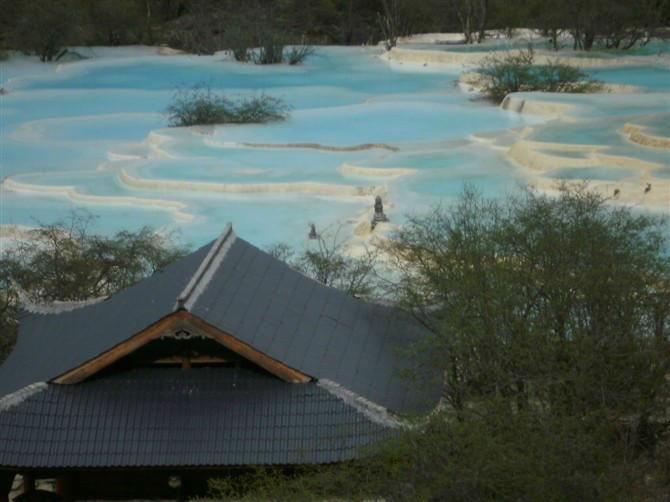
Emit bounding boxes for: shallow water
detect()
[548,166,636,182]
[1,46,668,248]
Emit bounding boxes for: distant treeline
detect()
[1,0,669,60]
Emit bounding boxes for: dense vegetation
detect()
[213,186,670,501]
[0,212,187,362]
[1,0,668,60]
[476,48,603,103]
[166,86,289,127]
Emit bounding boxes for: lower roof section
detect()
[0,367,393,469]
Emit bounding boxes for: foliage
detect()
[476,48,603,103]
[224,25,252,62]
[267,228,379,298]
[448,0,490,44]
[211,186,670,501]
[0,211,188,362]
[385,184,669,431]
[248,34,315,65]
[285,44,316,65]
[166,85,289,127]
[0,294,17,364]
[212,409,668,501]
[85,0,145,46]
[9,0,82,62]
[3,0,667,54]
[161,1,226,55]
[252,33,286,65]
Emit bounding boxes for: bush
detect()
[9,0,81,62]
[285,44,315,65]
[210,408,668,501]
[476,48,603,103]
[225,26,252,62]
[252,33,285,65]
[244,32,315,65]
[166,85,289,127]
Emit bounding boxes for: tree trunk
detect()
[144,0,153,45]
[583,30,595,50]
[476,0,488,43]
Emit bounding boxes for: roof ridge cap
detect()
[0,382,47,412]
[317,379,405,429]
[176,223,236,311]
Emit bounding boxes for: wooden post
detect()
[56,476,74,502]
[22,473,35,493]
[181,354,191,369]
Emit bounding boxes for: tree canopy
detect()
[1,0,668,59]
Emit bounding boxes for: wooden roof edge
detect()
[52,313,183,385]
[184,313,312,383]
[52,311,312,385]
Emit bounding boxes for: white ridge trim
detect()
[176,223,236,311]
[15,285,107,315]
[317,379,406,429]
[0,382,48,412]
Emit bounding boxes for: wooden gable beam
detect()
[183,313,311,383]
[53,311,311,384]
[53,313,183,385]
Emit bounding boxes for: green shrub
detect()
[476,48,603,103]
[166,85,289,127]
[224,26,252,62]
[232,95,291,124]
[285,44,315,65]
[0,49,8,61]
[253,33,285,65]
[248,33,315,65]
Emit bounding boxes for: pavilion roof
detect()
[0,225,437,414]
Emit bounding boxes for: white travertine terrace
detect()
[383,46,668,69]
[2,39,668,248]
[500,95,576,118]
[621,122,670,149]
[119,167,385,198]
[203,139,399,153]
[2,176,194,221]
[339,163,416,178]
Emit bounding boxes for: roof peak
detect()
[175,224,236,312]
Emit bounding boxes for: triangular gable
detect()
[53,311,311,384]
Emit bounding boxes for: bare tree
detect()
[377,0,406,51]
[449,0,489,44]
